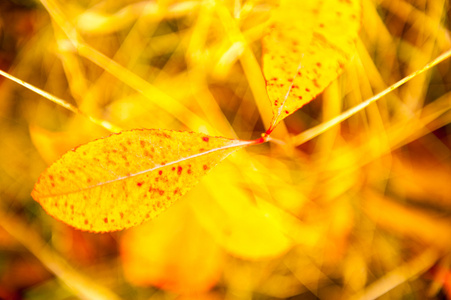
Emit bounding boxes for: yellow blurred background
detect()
[0,0,450,299]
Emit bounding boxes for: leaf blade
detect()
[32,129,252,232]
[263,0,361,132]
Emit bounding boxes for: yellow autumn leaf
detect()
[263,0,361,133]
[32,129,258,232]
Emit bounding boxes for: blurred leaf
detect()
[190,168,292,260]
[391,155,451,208]
[263,0,360,132]
[32,129,254,232]
[364,190,451,250]
[120,201,223,293]
[0,255,51,295]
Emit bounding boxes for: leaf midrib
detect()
[35,139,254,199]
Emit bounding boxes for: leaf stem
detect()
[291,48,451,146]
[266,124,275,136]
[247,132,276,145]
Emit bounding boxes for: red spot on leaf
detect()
[177,166,183,175]
[203,165,208,170]
[104,217,108,223]
[313,79,320,88]
[160,132,171,138]
[137,182,144,187]
[202,137,209,142]
[158,170,163,176]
